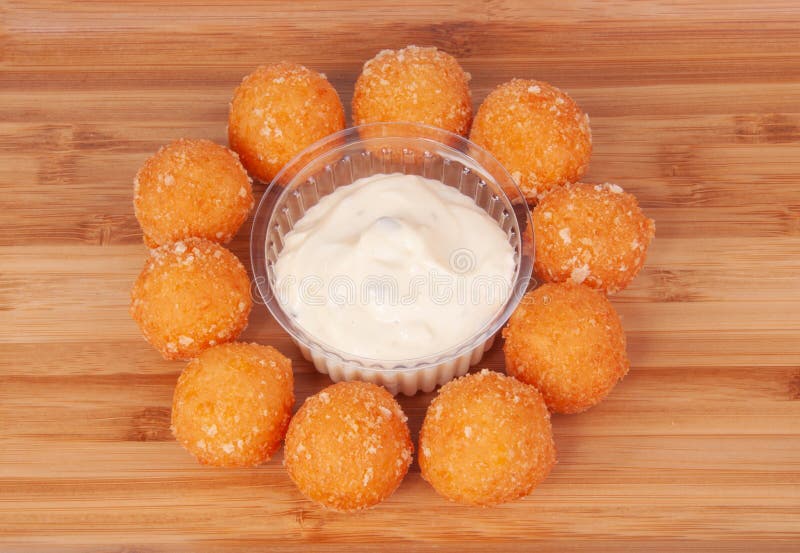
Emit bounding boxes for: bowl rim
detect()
[250,121,534,373]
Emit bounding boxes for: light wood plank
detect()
[1,1,799,550]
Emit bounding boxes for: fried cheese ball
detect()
[534,182,656,293]
[419,369,556,506]
[228,62,346,183]
[171,342,294,467]
[353,46,473,136]
[470,79,592,203]
[284,381,413,512]
[130,238,252,360]
[503,282,629,414]
[134,138,254,248]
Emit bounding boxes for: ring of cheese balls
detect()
[353,46,472,136]
[419,370,556,506]
[134,138,254,248]
[534,182,655,293]
[470,79,592,203]
[503,282,629,414]
[284,381,413,512]
[171,343,294,467]
[130,238,252,360]
[228,62,346,183]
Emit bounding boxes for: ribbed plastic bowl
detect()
[251,122,533,395]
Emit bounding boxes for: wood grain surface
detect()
[2,1,799,551]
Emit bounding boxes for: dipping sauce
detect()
[273,173,515,361]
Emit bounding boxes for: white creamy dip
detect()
[273,173,515,361]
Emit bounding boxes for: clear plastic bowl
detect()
[250,122,533,395]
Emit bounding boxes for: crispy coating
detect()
[419,370,555,506]
[533,182,655,293]
[133,138,253,248]
[171,342,294,467]
[228,62,346,183]
[353,46,472,136]
[470,79,592,203]
[130,238,252,360]
[284,381,413,512]
[503,282,629,414]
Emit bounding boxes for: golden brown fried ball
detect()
[130,238,252,360]
[353,46,472,136]
[284,381,413,512]
[533,182,655,293]
[470,79,592,203]
[171,342,294,467]
[419,369,556,506]
[503,282,629,414]
[134,138,253,248]
[228,62,346,183]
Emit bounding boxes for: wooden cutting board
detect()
[2,2,799,551]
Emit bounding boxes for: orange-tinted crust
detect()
[503,282,629,414]
[353,46,472,136]
[284,381,413,512]
[133,138,253,247]
[171,342,294,467]
[130,238,252,360]
[228,62,345,183]
[419,370,556,506]
[470,79,591,203]
[533,182,655,293]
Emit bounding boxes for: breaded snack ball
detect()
[284,381,413,512]
[228,62,346,183]
[353,46,472,136]
[470,79,592,202]
[534,182,655,293]
[419,370,556,506]
[130,238,252,360]
[503,282,629,414]
[134,138,253,248]
[171,343,294,467]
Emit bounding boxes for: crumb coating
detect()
[470,79,591,203]
[503,282,629,414]
[533,182,655,293]
[228,62,346,183]
[130,238,252,360]
[284,381,413,512]
[353,45,472,136]
[419,369,556,506]
[171,342,294,467]
[134,138,253,248]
